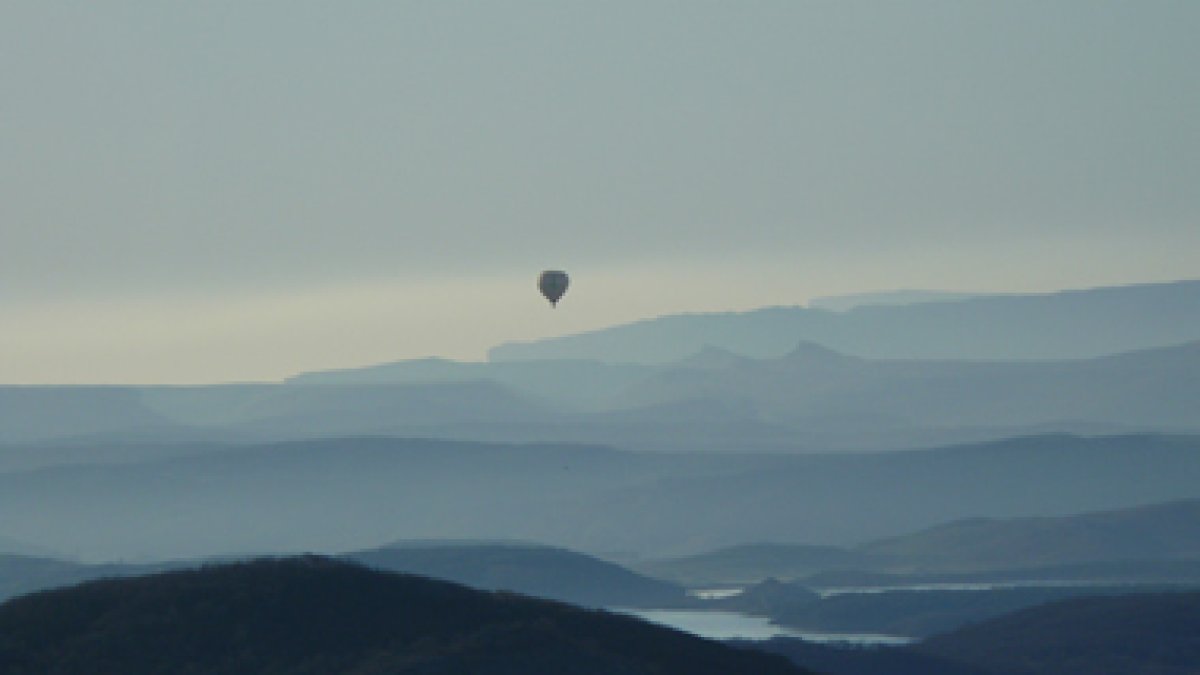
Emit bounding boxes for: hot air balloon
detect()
[538,270,569,307]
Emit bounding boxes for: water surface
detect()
[616,608,913,645]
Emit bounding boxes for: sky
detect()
[2,1,1197,384]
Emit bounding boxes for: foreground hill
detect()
[347,542,687,608]
[744,637,986,675]
[490,278,1200,363]
[920,591,1200,675]
[0,557,805,675]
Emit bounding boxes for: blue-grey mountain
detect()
[2,434,1198,561]
[490,279,1200,363]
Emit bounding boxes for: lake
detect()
[614,608,913,646]
[814,579,1121,597]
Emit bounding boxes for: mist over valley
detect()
[6,279,1200,673]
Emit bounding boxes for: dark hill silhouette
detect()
[347,542,687,608]
[489,279,1200,363]
[0,557,806,675]
[919,591,1200,675]
[742,637,987,675]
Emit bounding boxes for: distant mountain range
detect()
[638,543,875,585]
[660,497,1200,582]
[287,358,648,411]
[605,339,1200,442]
[3,279,1198,452]
[4,337,1197,452]
[0,557,806,675]
[2,434,1199,561]
[490,279,1200,362]
[644,497,1200,585]
[863,498,1200,572]
[5,278,1197,674]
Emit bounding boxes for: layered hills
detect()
[3,434,1199,561]
[3,279,1199,452]
[3,338,1197,452]
[3,278,1199,672]
[643,497,1200,585]
[863,498,1200,572]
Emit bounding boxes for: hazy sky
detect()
[3,1,1197,383]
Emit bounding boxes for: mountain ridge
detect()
[862,498,1200,572]
[489,278,1200,363]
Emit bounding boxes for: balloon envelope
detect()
[538,270,569,306]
